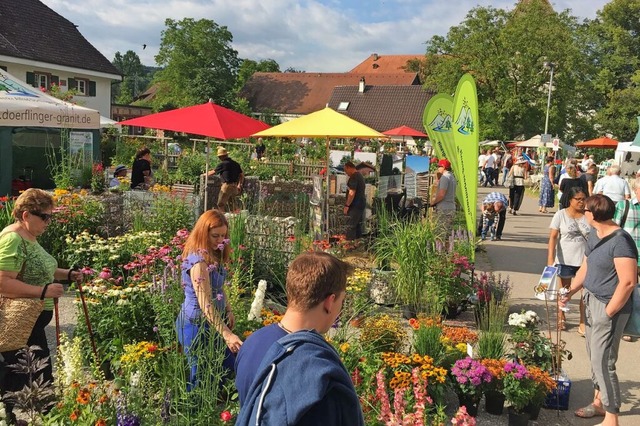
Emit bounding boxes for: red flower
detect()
[220,410,232,422]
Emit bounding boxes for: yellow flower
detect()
[340,343,350,353]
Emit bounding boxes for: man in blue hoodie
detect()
[235,252,364,426]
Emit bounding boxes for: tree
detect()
[235,58,280,91]
[152,18,240,110]
[423,0,595,142]
[585,0,640,140]
[112,50,146,104]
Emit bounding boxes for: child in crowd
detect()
[481,202,498,241]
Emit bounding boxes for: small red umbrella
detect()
[575,136,618,149]
[382,125,428,138]
[382,125,428,151]
[119,100,270,139]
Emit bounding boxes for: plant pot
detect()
[507,407,530,426]
[484,390,505,415]
[457,394,480,417]
[525,402,542,420]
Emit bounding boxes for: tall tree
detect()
[586,0,640,140]
[424,0,595,142]
[112,50,146,104]
[152,18,240,110]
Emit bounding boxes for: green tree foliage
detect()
[152,18,240,110]
[112,50,146,104]
[235,58,280,91]
[423,0,595,142]
[586,0,640,140]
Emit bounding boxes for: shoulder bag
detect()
[0,236,49,352]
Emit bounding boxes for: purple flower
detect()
[217,243,225,251]
[216,293,223,301]
[153,326,159,333]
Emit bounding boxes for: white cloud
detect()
[40,0,609,72]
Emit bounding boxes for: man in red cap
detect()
[430,158,457,236]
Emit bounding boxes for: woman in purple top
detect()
[175,210,243,390]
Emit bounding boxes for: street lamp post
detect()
[543,62,555,136]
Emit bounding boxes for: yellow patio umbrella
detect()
[253,107,384,233]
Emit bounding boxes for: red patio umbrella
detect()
[382,125,428,152]
[575,136,619,149]
[119,100,270,208]
[119,100,270,139]
[382,125,428,138]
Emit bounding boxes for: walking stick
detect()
[53,297,60,347]
[76,280,100,363]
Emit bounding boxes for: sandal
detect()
[577,327,585,337]
[623,335,635,342]
[574,404,605,418]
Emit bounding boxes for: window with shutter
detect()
[89,81,96,97]
[51,75,59,86]
[26,72,35,86]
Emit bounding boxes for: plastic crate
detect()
[543,378,571,410]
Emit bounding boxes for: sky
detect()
[40,0,611,73]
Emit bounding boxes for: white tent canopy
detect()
[516,135,576,155]
[0,68,100,129]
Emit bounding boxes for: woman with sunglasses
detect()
[547,186,591,333]
[560,194,637,424]
[175,210,242,391]
[0,188,82,422]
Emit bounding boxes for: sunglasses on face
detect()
[30,211,52,222]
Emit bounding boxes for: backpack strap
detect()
[619,200,630,228]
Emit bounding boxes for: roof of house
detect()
[327,85,435,133]
[348,54,424,74]
[239,72,420,115]
[0,0,120,76]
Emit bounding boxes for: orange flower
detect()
[480,358,507,380]
[442,326,478,344]
[76,388,91,404]
[527,365,557,392]
[98,394,109,404]
[95,420,107,426]
[70,410,79,421]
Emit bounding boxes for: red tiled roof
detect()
[0,0,120,76]
[239,72,420,115]
[327,85,435,133]
[348,54,424,74]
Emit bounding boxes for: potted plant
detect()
[449,356,493,417]
[480,358,507,415]
[502,361,538,425]
[507,310,553,370]
[525,365,557,420]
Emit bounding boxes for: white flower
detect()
[248,280,267,321]
[116,298,129,306]
[130,370,141,388]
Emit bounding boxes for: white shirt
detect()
[594,175,631,202]
[478,154,487,168]
[484,155,496,168]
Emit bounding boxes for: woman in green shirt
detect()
[0,188,81,421]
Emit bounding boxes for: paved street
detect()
[477,186,640,426]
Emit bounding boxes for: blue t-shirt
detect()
[235,323,287,405]
[178,252,227,320]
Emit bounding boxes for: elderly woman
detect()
[0,188,81,421]
[560,195,637,424]
[175,210,242,391]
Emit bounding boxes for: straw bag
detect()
[0,235,49,352]
[0,294,46,352]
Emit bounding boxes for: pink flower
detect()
[98,268,111,280]
[220,411,232,422]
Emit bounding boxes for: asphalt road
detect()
[477,186,640,426]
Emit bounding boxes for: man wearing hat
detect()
[430,158,457,235]
[214,146,244,212]
[109,165,127,188]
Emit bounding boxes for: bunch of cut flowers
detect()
[502,361,538,413]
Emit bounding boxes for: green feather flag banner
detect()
[423,74,479,246]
